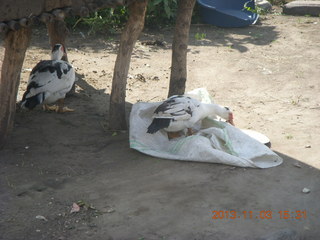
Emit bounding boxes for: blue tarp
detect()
[197,0,259,27]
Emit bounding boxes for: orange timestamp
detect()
[211,210,307,220]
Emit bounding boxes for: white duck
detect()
[21,44,75,113]
[147,95,234,139]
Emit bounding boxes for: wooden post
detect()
[109,0,148,130]
[46,19,69,61]
[0,27,31,148]
[168,0,196,97]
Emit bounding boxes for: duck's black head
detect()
[51,44,66,60]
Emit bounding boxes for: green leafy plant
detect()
[195,32,206,40]
[64,0,201,34]
[243,1,267,15]
[146,0,178,28]
[65,7,128,35]
[285,134,293,140]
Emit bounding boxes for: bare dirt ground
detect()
[0,12,320,240]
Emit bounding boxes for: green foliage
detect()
[252,6,267,15]
[146,0,178,28]
[65,7,128,35]
[195,32,206,40]
[243,1,267,15]
[65,0,201,34]
[285,134,293,140]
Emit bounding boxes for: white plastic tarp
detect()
[129,89,283,168]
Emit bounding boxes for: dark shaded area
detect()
[0,112,319,239]
[188,23,279,52]
[0,62,319,239]
[1,18,279,55]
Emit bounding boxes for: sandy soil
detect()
[0,13,320,240]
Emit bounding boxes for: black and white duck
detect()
[21,44,75,113]
[147,95,234,139]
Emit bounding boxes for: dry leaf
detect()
[70,202,80,213]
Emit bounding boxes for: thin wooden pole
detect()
[0,27,31,148]
[46,19,69,61]
[168,0,196,97]
[109,0,148,130]
[46,19,76,96]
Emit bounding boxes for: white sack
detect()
[129,89,282,168]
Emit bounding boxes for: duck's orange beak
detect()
[227,112,235,126]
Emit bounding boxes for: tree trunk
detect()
[46,19,69,61]
[168,0,196,97]
[0,27,31,148]
[109,0,148,130]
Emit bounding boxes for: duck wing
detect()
[147,95,200,133]
[154,95,198,120]
[23,60,75,99]
[21,60,75,109]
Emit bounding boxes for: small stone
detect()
[36,215,48,221]
[106,208,115,213]
[136,74,146,82]
[305,145,311,148]
[293,163,302,168]
[88,223,97,228]
[79,32,86,39]
[302,188,311,194]
[256,0,272,11]
[102,206,115,213]
[283,1,320,17]
[22,68,32,73]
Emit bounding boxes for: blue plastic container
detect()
[197,0,259,27]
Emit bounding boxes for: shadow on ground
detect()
[23,19,279,56]
[0,77,319,239]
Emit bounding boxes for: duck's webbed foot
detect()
[58,106,75,113]
[187,128,195,136]
[57,99,74,113]
[43,104,59,112]
[167,131,182,140]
